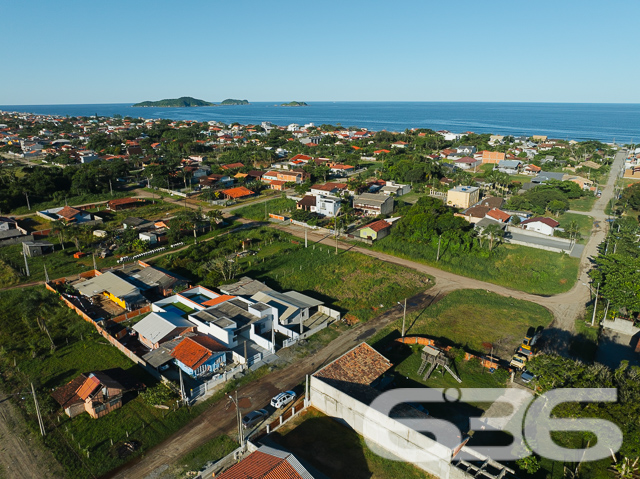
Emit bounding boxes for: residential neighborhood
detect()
[0,109,636,479]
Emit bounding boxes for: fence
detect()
[265,397,306,434]
[116,242,184,263]
[188,365,243,401]
[111,305,151,323]
[396,336,499,370]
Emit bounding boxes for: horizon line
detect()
[2,100,640,107]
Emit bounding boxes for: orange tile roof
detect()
[57,205,81,219]
[486,208,511,222]
[202,294,235,307]
[314,343,392,386]
[221,162,244,170]
[76,375,100,400]
[222,186,255,199]
[361,219,391,233]
[217,451,303,479]
[171,336,227,370]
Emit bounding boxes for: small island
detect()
[280,101,308,107]
[220,99,249,105]
[133,96,214,107]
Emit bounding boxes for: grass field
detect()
[171,435,237,476]
[368,289,554,359]
[556,211,593,241]
[233,197,296,221]
[0,242,121,284]
[568,195,596,211]
[374,239,580,295]
[154,228,433,323]
[244,243,432,322]
[271,408,431,479]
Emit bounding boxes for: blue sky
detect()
[2,0,638,104]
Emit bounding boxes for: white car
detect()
[270,391,296,409]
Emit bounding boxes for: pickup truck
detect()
[510,354,527,370]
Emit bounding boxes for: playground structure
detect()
[417,345,462,383]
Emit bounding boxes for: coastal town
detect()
[0,108,639,479]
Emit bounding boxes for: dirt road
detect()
[0,396,65,479]
[103,289,441,479]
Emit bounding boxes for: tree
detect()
[483,224,505,251]
[547,199,568,216]
[566,220,580,243]
[203,257,240,281]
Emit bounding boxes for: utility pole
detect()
[31,383,46,436]
[43,263,49,283]
[335,218,339,255]
[399,298,407,337]
[92,253,97,271]
[591,282,600,327]
[305,227,308,248]
[23,249,30,277]
[24,192,30,210]
[109,179,113,196]
[179,369,187,405]
[436,235,442,262]
[228,391,244,450]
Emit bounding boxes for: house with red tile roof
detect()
[221,162,245,170]
[486,208,511,223]
[51,368,143,419]
[329,164,355,177]
[222,186,255,200]
[170,335,228,378]
[358,219,392,241]
[107,197,146,211]
[217,445,321,479]
[269,179,287,190]
[520,217,560,236]
[481,150,506,164]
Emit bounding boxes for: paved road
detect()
[505,230,573,251]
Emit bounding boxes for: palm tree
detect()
[566,220,580,245]
[484,224,505,251]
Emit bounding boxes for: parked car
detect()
[158,363,170,372]
[242,409,269,429]
[270,391,296,409]
[521,370,535,383]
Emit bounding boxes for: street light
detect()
[228,391,244,450]
[397,298,407,338]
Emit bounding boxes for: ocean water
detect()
[1,102,638,143]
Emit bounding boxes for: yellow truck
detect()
[510,354,528,370]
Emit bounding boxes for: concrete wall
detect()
[503,237,567,254]
[0,233,33,247]
[310,376,453,478]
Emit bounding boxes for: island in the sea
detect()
[220,99,249,105]
[133,96,214,107]
[280,101,308,107]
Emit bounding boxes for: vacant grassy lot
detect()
[556,211,593,241]
[245,244,432,322]
[0,242,120,284]
[169,435,237,477]
[375,239,580,295]
[271,408,431,479]
[568,194,596,211]
[233,197,296,221]
[368,289,553,359]
[155,228,432,322]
